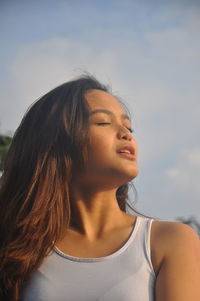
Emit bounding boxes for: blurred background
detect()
[0,0,199,232]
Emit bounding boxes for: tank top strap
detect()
[134,216,156,276]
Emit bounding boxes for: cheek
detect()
[88,129,112,150]
[86,134,114,164]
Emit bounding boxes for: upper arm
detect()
[155,222,200,301]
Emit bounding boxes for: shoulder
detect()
[151,219,200,300]
[151,219,200,255]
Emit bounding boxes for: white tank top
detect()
[21,216,156,301]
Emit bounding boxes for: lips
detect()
[117,144,135,155]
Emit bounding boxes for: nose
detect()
[117,126,132,141]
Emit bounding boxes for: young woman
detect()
[0,75,199,301]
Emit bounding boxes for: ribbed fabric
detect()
[21,216,156,301]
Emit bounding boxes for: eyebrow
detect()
[89,109,130,121]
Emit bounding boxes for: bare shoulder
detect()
[151,219,200,257]
[150,220,176,276]
[151,219,200,300]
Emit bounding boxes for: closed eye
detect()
[96,123,111,125]
[96,123,134,134]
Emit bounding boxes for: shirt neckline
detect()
[53,215,141,262]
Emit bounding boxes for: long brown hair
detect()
[0,74,151,300]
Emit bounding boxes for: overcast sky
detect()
[0,0,200,222]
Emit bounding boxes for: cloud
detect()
[11,37,118,98]
[0,37,120,133]
[165,147,200,199]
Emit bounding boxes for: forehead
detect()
[85,89,126,115]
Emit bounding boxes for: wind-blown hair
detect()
[0,74,150,300]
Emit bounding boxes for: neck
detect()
[68,186,126,241]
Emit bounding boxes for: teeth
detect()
[119,149,131,154]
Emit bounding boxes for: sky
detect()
[0,0,200,222]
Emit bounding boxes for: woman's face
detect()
[82,89,139,188]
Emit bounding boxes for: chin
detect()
[127,171,138,182]
[118,170,138,185]
[125,166,139,179]
[127,173,138,182]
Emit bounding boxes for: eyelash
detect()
[96,123,134,133]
